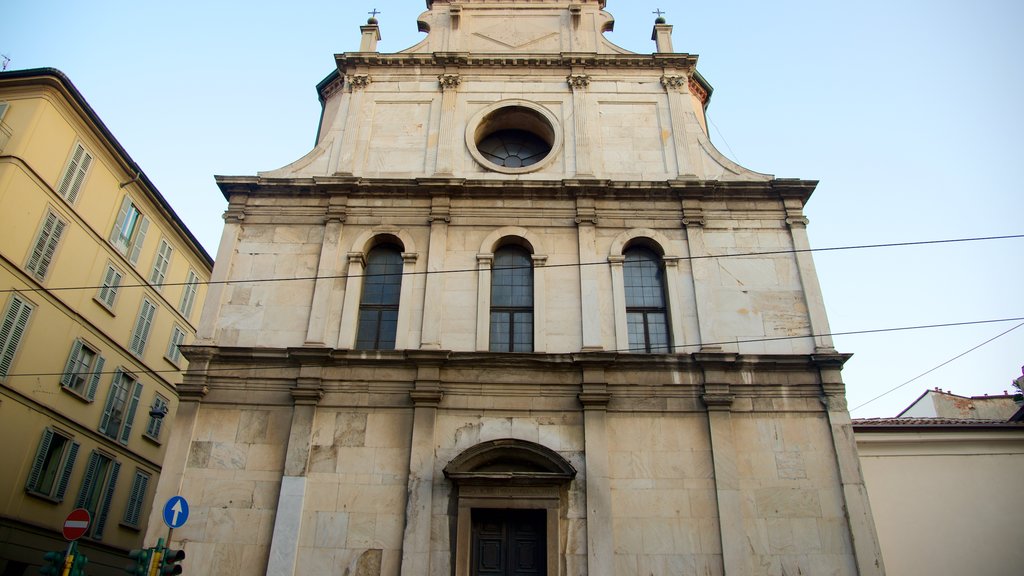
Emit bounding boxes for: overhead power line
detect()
[2,233,1022,295]
[5,315,1023,381]
[849,320,1024,413]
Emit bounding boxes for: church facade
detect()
[147,1,885,574]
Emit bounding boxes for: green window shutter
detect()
[110,196,131,247]
[98,370,123,435]
[86,355,104,401]
[128,216,149,264]
[119,381,143,445]
[0,296,32,378]
[123,471,149,527]
[35,218,66,279]
[150,240,172,286]
[60,340,83,388]
[54,440,79,502]
[93,460,120,539]
[25,428,54,492]
[75,451,100,509]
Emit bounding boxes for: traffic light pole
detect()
[60,541,75,576]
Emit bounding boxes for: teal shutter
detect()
[34,217,66,279]
[75,452,100,508]
[119,381,143,445]
[60,340,83,388]
[98,370,122,435]
[123,471,149,526]
[93,460,120,539]
[54,441,79,502]
[86,355,104,401]
[56,144,85,201]
[128,216,149,264]
[0,296,32,378]
[27,211,64,278]
[25,428,54,492]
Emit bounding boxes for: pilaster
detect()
[662,73,699,178]
[681,198,717,351]
[304,197,347,345]
[567,73,593,177]
[435,73,461,175]
[783,192,837,352]
[699,355,750,576]
[475,253,493,351]
[400,353,448,576]
[336,75,371,175]
[337,252,365,349]
[576,356,615,576]
[420,196,451,349]
[576,196,603,350]
[267,362,325,576]
[196,201,243,342]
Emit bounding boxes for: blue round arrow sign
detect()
[163,495,190,528]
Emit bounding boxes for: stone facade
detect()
[147,1,885,574]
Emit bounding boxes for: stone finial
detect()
[360,11,381,52]
[651,17,674,53]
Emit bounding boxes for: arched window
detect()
[489,246,533,352]
[623,247,671,353]
[355,244,403,350]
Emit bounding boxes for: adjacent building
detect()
[0,69,212,574]
[151,1,885,575]
[855,412,1024,574]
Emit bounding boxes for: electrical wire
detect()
[849,321,1024,413]
[2,233,1021,295]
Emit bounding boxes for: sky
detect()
[3,0,1022,417]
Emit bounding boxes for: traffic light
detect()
[39,551,64,576]
[124,548,151,575]
[68,553,88,576]
[159,548,185,575]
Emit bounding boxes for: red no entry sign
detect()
[62,508,90,541]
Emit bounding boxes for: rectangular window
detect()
[98,369,143,445]
[56,143,93,205]
[0,294,33,379]
[122,470,150,528]
[145,394,168,440]
[150,239,173,288]
[60,339,105,400]
[165,325,186,365]
[129,299,157,357]
[26,209,67,281]
[96,264,124,310]
[25,428,79,502]
[179,270,199,319]
[75,451,120,540]
[109,196,149,264]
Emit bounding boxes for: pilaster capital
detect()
[660,75,688,92]
[410,390,444,407]
[531,254,548,267]
[702,393,735,411]
[427,214,451,224]
[786,216,810,228]
[347,74,371,91]
[476,253,494,266]
[821,393,848,412]
[682,216,705,228]
[401,252,419,265]
[291,385,324,406]
[607,255,625,265]
[438,73,462,91]
[567,74,591,91]
[347,252,366,266]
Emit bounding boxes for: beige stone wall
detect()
[858,430,1024,576]
[174,406,290,573]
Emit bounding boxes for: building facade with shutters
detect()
[150,1,885,575]
[0,69,212,574]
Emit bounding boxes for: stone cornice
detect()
[215,175,817,205]
[336,52,697,71]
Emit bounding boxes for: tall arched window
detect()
[623,247,671,353]
[355,244,403,350]
[489,246,533,352]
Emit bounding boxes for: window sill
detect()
[118,521,141,532]
[60,385,93,403]
[92,296,117,316]
[24,489,60,504]
[142,433,162,446]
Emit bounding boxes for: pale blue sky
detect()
[3,0,1022,417]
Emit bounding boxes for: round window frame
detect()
[465,100,562,174]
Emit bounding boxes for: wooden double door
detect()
[471,508,547,576]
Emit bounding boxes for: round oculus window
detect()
[466,101,561,174]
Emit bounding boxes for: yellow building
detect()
[0,69,212,574]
